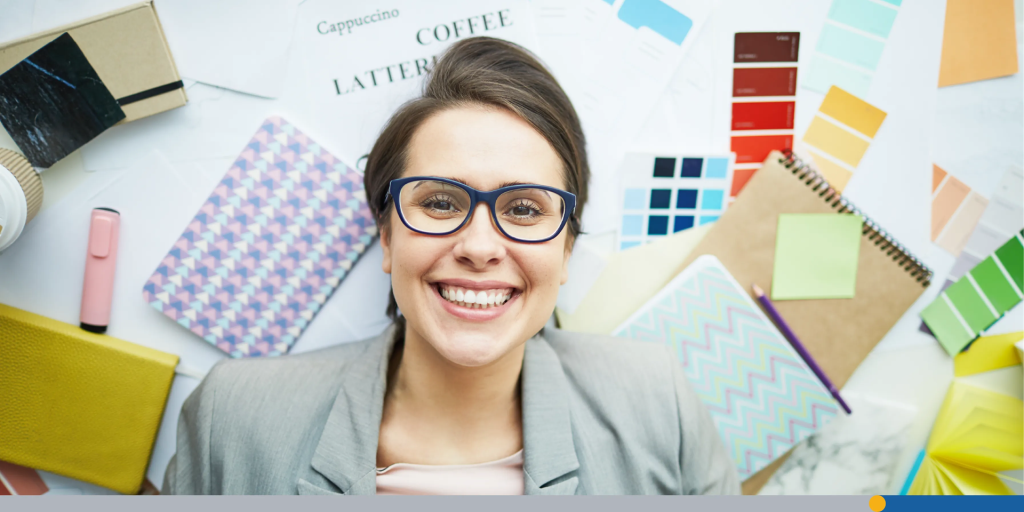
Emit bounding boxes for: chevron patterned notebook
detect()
[613,255,841,479]
[143,116,377,358]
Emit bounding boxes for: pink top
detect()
[375,450,525,495]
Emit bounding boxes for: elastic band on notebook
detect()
[116,80,185,106]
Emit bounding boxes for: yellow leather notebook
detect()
[0,303,178,494]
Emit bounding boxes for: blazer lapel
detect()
[303,326,398,495]
[521,333,580,495]
[300,327,581,496]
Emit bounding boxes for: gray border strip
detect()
[0,496,874,512]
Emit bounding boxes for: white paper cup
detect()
[0,149,43,252]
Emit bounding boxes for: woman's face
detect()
[380,105,571,367]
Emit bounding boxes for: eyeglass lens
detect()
[397,179,566,241]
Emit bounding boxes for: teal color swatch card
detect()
[803,0,902,97]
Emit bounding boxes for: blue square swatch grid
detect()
[618,153,735,251]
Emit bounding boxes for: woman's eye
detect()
[506,202,541,218]
[419,195,460,213]
[511,205,533,216]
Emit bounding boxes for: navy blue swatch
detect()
[676,189,698,209]
[680,158,703,177]
[674,216,695,232]
[0,33,125,167]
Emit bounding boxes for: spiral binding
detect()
[779,150,933,287]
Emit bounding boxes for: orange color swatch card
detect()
[939,0,1020,87]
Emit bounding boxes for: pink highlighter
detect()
[80,208,120,333]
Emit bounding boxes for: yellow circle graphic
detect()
[869,495,886,512]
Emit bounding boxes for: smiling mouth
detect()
[435,283,518,309]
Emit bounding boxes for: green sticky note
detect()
[771,213,863,300]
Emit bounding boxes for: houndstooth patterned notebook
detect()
[143,116,376,357]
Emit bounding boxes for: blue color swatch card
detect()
[617,152,735,251]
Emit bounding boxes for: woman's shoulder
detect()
[208,336,373,384]
[192,335,382,420]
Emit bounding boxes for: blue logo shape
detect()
[617,0,693,45]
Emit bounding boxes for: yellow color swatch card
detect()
[954,331,1024,377]
[802,86,887,192]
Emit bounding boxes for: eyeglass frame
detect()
[383,176,578,243]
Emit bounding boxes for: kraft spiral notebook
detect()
[143,116,377,358]
[613,255,841,479]
[674,150,932,493]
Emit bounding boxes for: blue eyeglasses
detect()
[384,177,577,243]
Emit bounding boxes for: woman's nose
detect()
[452,203,507,268]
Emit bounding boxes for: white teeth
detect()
[438,285,515,309]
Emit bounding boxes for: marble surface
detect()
[760,394,917,495]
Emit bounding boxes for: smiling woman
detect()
[161,37,740,496]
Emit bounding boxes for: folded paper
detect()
[907,381,1023,495]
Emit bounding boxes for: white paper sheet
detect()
[531,0,584,87]
[294,0,542,166]
[146,374,200,489]
[0,0,35,45]
[153,0,302,99]
[570,0,715,233]
[29,0,139,33]
[80,82,277,171]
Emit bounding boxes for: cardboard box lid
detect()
[0,1,187,123]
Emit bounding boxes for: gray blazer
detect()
[162,326,740,495]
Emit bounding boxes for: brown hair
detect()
[364,36,589,320]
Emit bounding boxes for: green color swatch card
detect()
[772,213,863,300]
[921,230,1024,356]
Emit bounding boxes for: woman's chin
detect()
[432,335,512,368]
